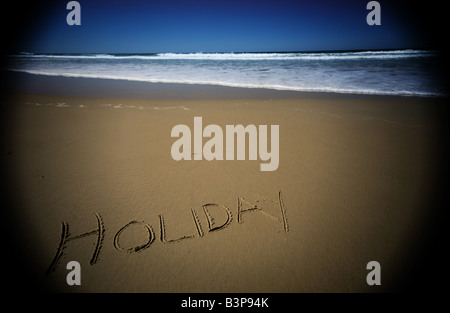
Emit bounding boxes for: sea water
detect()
[6,49,444,96]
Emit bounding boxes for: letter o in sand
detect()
[113,221,155,253]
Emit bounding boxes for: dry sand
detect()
[1,91,446,292]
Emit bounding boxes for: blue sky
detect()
[22,0,429,53]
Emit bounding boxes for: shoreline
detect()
[1,66,448,292]
[3,71,445,100]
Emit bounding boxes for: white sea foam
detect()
[9,68,442,97]
[7,50,444,97]
[12,49,433,61]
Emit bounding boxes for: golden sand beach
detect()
[1,76,446,292]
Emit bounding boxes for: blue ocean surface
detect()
[6,50,445,96]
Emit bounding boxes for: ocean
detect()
[6,49,445,97]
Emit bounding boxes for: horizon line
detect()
[12,47,436,55]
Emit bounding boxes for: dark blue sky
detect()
[22,0,429,53]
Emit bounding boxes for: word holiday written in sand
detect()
[46,191,289,275]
